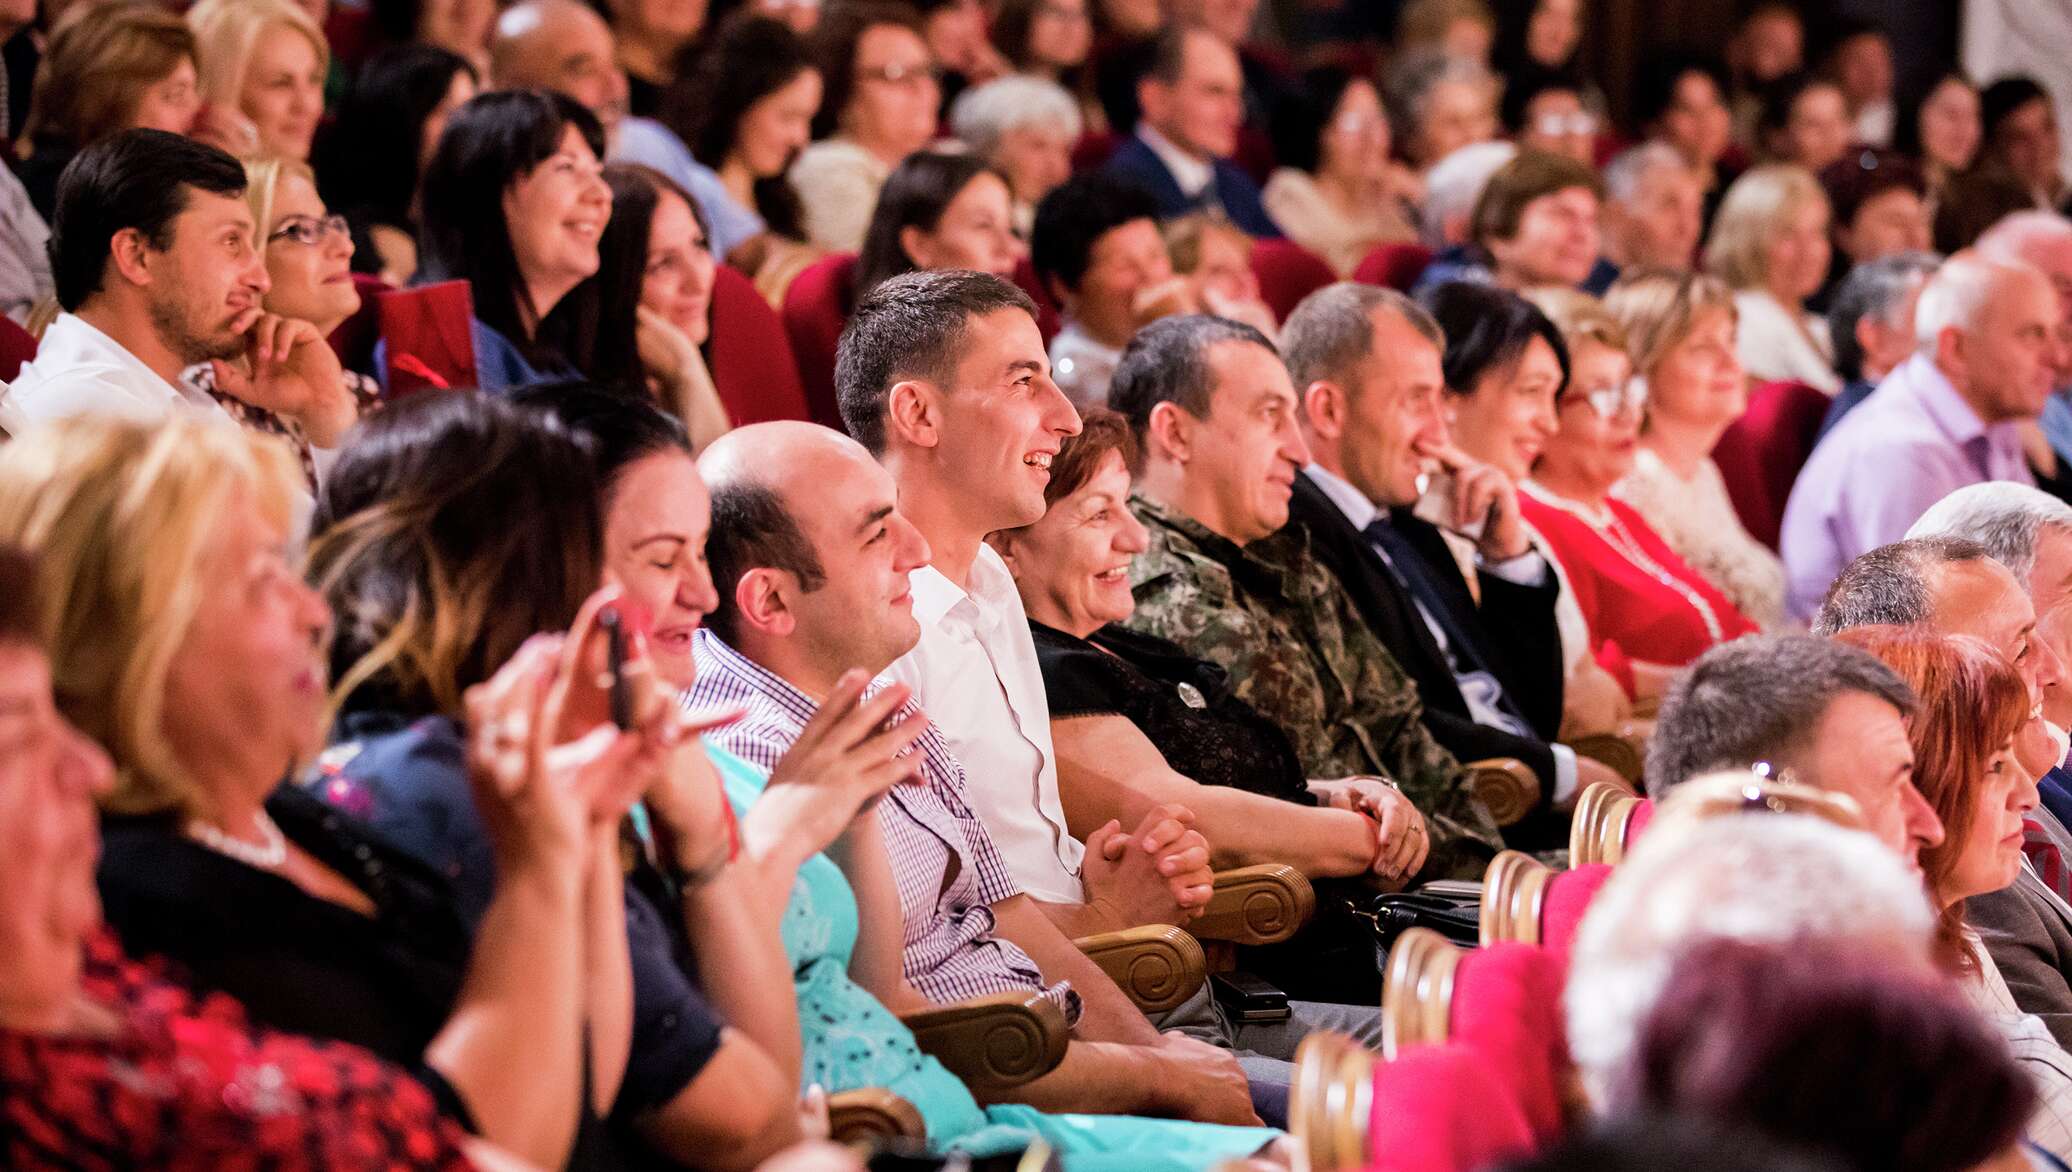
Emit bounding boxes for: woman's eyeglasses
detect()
[1565,376,1648,420]
[858,61,943,87]
[268,214,351,247]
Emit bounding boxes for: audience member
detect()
[1603,268,1782,628]
[1104,26,1278,237]
[662,13,818,269]
[1818,149,1930,283]
[1508,285,1758,698]
[187,0,328,161]
[1282,282,1612,821]
[1033,172,1192,407]
[1161,215,1279,338]
[0,131,357,455]
[0,157,46,325]
[1826,21,1896,147]
[854,151,1023,297]
[1262,66,1419,277]
[601,0,706,116]
[311,44,480,287]
[1395,0,1496,62]
[1419,148,1607,294]
[0,413,615,1171]
[916,0,1010,103]
[1895,71,1982,196]
[1982,76,2065,211]
[1705,164,1839,391]
[1783,255,2062,617]
[1109,312,1506,876]
[790,2,940,252]
[1491,0,1585,82]
[1629,51,1735,209]
[14,4,201,221]
[1418,138,1517,250]
[1422,277,1561,499]
[949,74,1083,237]
[1933,167,2037,256]
[417,89,611,391]
[1384,49,1500,173]
[366,0,496,72]
[1506,69,1598,167]
[1753,72,1852,173]
[988,0,1093,105]
[1818,251,1940,438]
[1724,1,1802,144]
[1975,212,2072,492]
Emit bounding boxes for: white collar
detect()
[1304,463,1380,531]
[909,543,1018,629]
[1137,124,1215,199]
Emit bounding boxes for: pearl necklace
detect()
[186,810,288,870]
[1525,484,1727,643]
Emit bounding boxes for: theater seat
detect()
[1569,783,1651,867]
[326,272,392,380]
[1478,852,1611,957]
[707,263,812,426]
[1365,1044,1535,1172]
[1071,129,1124,174]
[1251,238,1335,322]
[1711,379,1830,551]
[1538,864,1612,960]
[1446,943,1569,1140]
[1352,242,1435,292]
[0,313,37,382]
[779,252,857,430]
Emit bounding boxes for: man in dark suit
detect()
[1104,26,1282,238]
[1280,282,1624,818]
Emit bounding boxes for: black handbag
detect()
[1349,881,1483,971]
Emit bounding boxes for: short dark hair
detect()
[1931,166,2034,254]
[508,379,692,501]
[855,151,1005,297]
[1421,280,1571,398]
[1269,66,1367,175]
[1281,281,1444,391]
[705,480,826,644]
[1811,536,1992,637]
[1469,149,1604,248]
[1031,171,1161,297]
[313,44,479,236]
[1982,75,2051,147]
[0,544,41,648]
[1817,148,1924,230]
[1645,634,1917,797]
[1144,24,1195,86]
[50,128,247,312]
[1630,50,1729,136]
[835,269,1036,453]
[662,12,811,240]
[1108,314,1276,435]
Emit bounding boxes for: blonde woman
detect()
[1606,267,1787,629]
[188,0,329,161]
[1703,163,1839,392]
[0,413,634,1171]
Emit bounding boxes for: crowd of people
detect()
[4,0,2072,1167]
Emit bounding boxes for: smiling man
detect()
[1113,313,1505,882]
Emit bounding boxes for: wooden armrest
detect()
[1564,719,1654,785]
[1291,1029,1377,1172]
[1191,864,1316,946]
[1568,781,1646,867]
[827,1088,926,1144]
[1478,849,1556,946]
[899,991,1070,1093]
[1380,926,1464,1059]
[1073,923,1207,1015]
[1466,757,1541,827]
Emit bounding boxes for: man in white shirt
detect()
[0,130,349,443]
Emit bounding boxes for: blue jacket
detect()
[1102,135,1282,238]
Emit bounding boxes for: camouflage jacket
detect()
[1123,493,1503,878]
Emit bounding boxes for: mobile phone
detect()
[599,606,633,731]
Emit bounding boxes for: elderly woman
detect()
[1383,49,1501,173]
[1604,267,1785,629]
[987,408,1426,1003]
[0,414,621,1171]
[187,0,329,161]
[1837,626,2072,1162]
[1704,164,1840,392]
[1263,67,1420,277]
[789,2,941,252]
[949,74,1082,238]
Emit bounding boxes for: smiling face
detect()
[263,172,359,333]
[1536,337,1636,493]
[1330,308,1449,508]
[1064,217,1173,347]
[1919,78,1981,175]
[1929,557,2063,712]
[1646,305,1745,430]
[640,189,716,344]
[142,187,272,366]
[160,492,333,814]
[1959,266,2063,423]
[1026,0,1091,69]
[502,125,613,319]
[241,24,326,160]
[929,307,1084,529]
[903,171,1023,279]
[1658,70,1731,167]
[846,23,939,162]
[1488,185,1601,289]
[996,449,1149,636]
[1177,339,1309,543]
[0,640,114,1033]
[602,450,717,689]
[1520,88,1596,165]
[778,442,932,675]
[1416,78,1498,167]
[1838,185,1930,264]
[737,68,822,178]
[1525,0,1580,66]
[1608,161,1703,269]
[1452,332,1563,481]
[1762,194,1832,306]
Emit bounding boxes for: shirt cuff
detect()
[1477,548,1549,586]
[1550,743,1579,807]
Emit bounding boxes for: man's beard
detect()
[149,295,245,366]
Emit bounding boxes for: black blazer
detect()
[1289,472,1567,790]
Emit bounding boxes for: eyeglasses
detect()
[1331,112,1387,138]
[1566,376,1648,419]
[268,213,350,246]
[1531,111,1599,137]
[858,61,943,87]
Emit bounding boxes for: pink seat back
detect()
[1365,1044,1536,1172]
[1449,944,1569,1142]
[1353,242,1435,292]
[778,252,858,430]
[1628,799,1655,845]
[707,263,812,425]
[1540,864,1612,962]
[1711,380,1830,550]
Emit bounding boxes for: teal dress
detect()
[713,746,1279,1170]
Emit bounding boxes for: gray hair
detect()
[1810,535,1993,636]
[1601,142,1691,206]
[1914,252,2042,351]
[1386,49,1497,158]
[1280,282,1443,394]
[1419,139,1517,245]
[1906,482,2072,585]
[1108,314,1276,435]
[1827,251,1940,382]
[949,74,1083,156]
[1565,809,1936,1108]
[1645,635,1916,798]
[1975,210,2072,268]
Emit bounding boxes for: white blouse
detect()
[1614,448,1788,631]
[1733,289,1841,394]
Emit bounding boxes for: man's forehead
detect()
[1931,558,2031,640]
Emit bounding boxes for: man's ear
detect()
[107,227,157,290]
[1302,379,1345,442]
[1936,323,1967,382]
[735,568,797,639]
[885,379,942,450]
[1146,398,1194,464]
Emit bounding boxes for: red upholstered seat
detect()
[1070,129,1124,174]
[1353,242,1435,292]
[1540,863,1612,962]
[326,272,392,381]
[1365,1044,1535,1172]
[0,313,37,382]
[1250,238,1335,322]
[1448,944,1569,1143]
[707,262,812,426]
[778,252,857,430]
[1711,380,1831,551]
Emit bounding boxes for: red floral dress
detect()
[0,930,477,1171]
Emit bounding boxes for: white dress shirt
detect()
[886,543,1086,904]
[0,312,224,437]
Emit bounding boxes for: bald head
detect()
[492,0,629,126]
